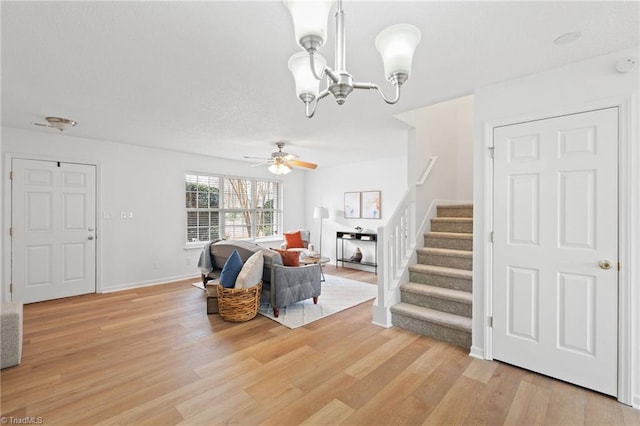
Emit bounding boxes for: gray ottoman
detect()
[1,302,23,369]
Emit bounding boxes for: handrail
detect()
[372,156,437,327]
[416,156,438,186]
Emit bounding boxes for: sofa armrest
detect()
[270,264,321,310]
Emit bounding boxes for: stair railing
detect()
[373,156,438,327]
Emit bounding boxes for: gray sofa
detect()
[199,240,321,317]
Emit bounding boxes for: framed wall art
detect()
[361,190,381,219]
[344,192,361,218]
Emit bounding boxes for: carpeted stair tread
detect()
[436,204,473,218]
[391,303,472,332]
[409,264,472,279]
[438,204,473,209]
[425,232,473,240]
[431,217,473,223]
[401,282,472,302]
[416,247,472,258]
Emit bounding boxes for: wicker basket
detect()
[216,281,262,322]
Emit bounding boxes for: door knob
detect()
[88,227,95,231]
[88,236,94,240]
[599,260,612,270]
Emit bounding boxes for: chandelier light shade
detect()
[284,0,333,51]
[284,0,421,118]
[288,51,327,98]
[268,163,292,175]
[375,24,421,82]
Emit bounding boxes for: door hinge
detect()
[9,170,14,180]
[9,227,12,237]
[488,147,495,159]
[489,316,493,327]
[618,262,621,271]
[9,283,13,294]
[489,231,494,243]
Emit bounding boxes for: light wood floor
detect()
[2,265,638,425]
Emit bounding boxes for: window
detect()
[186,173,281,243]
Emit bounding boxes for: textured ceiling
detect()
[2,1,638,167]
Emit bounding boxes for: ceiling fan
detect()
[244,142,317,175]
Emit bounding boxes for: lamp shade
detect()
[288,51,327,99]
[269,163,292,175]
[313,206,329,219]
[284,0,334,49]
[375,24,421,81]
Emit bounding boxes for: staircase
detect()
[390,204,473,348]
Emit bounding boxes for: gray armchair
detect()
[198,240,321,317]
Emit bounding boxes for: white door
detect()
[12,159,97,303]
[492,108,618,396]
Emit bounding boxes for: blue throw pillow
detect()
[219,249,243,288]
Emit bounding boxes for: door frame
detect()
[481,95,637,406]
[2,153,102,303]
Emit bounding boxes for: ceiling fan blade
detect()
[244,155,270,160]
[289,159,317,170]
[249,162,271,167]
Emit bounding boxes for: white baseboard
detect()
[372,302,392,328]
[469,345,485,360]
[101,274,200,293]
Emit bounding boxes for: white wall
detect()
[396,95,474,227]
[472,47,639,406]
[1,127,306,296]
[304,156,407,271]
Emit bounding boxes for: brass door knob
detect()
[599,260,612,270]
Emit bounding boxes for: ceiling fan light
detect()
[288,51,327,99]
[284,0,334,51]
[269,163,292,175]
[375,24,421,82]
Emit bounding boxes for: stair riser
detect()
[418,253,472,270]
[409,271,472,292]
[436,206,473,218]
[400,290,472,318]
[431,221,473,233]
[391,312,471,348]
[424,236,473,251]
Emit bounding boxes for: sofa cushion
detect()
[219,249,243,288]
[271,248,300,267]
[235,250,264,289]
[284,231,305,249]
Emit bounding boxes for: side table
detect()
[299,256,330,282]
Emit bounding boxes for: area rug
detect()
[258,274,377,329]
[191,282,206,290]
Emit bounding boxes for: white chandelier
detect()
[285,0,421,118]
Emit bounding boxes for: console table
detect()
[336,231,378,274]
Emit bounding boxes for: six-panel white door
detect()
[492,108,619,396]
[12,159,96,303]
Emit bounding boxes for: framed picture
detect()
[361,190,381,219]
[344,192,361,218]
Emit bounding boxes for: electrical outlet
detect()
[120,211,127,219]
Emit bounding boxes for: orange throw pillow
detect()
[284,231,305,249]
[271,248,300,267]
